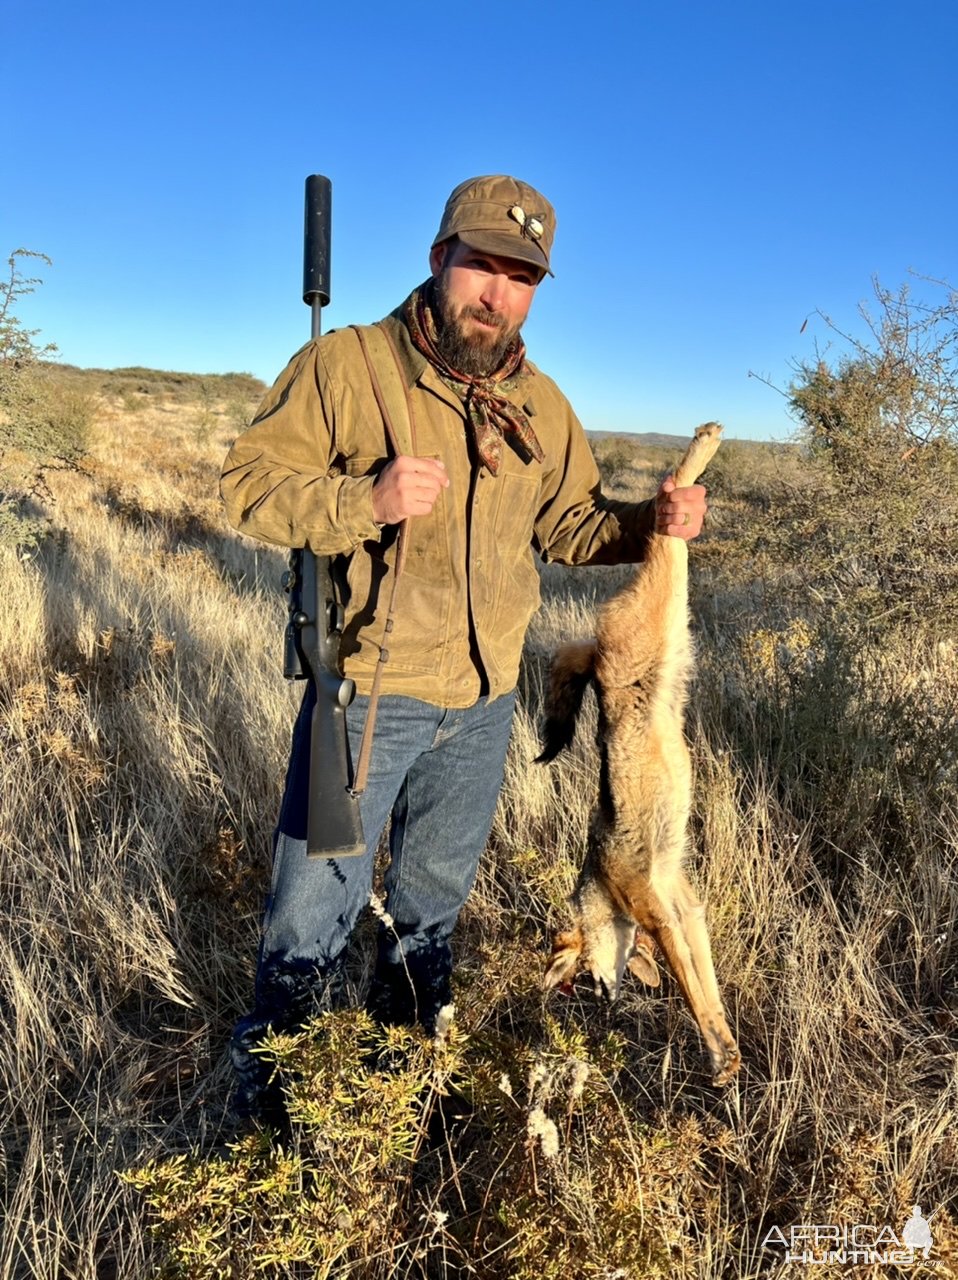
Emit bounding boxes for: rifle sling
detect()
[348,323,419,795]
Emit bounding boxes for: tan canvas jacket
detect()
[220,302,655,707]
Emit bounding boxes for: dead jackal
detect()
[539,422,740,1086]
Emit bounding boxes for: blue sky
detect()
[5,0,956,440]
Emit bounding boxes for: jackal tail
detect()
[535,638,597,763]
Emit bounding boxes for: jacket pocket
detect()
[340,485,453,675]
[487,471,542,675]
[342,454,383,478]
[492,469,541,550]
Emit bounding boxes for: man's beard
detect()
[432,274,521,377]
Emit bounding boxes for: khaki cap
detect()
[432,175,556,277]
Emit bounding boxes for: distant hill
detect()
[587,429,777,449]
[39,365,776,445]
[587,429,689,450]
[40,362,267,404]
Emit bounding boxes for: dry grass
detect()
[0,383,955,1278]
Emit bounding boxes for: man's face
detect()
[429,239,541,376]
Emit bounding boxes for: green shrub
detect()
[751,277,958,635]
[123,1008,724,1280]
[124,1012,466,1279]
[592,435,637,487]
[0,250,91,550]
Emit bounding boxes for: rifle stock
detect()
[282,174,365,859]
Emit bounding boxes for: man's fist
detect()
[655,474,708,540]
[371,455,449,526]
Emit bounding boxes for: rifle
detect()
[281,174,366,859]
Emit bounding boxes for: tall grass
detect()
[0,385,955,1278]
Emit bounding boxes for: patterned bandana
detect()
[402,283,545,476]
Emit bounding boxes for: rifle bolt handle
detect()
[293,610,309,627]
[337,678,356,709]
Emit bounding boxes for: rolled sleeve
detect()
[534,393,655,565]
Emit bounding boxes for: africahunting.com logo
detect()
[762,1205,940,1267]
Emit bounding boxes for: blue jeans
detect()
[231,684,516,1103]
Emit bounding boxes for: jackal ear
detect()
[627,942,661,988]
[543,927,584,989]
[535,639,597,763]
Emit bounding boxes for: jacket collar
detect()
[380,308,428,387]
[381,300,539,418]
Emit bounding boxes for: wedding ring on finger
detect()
[682,511,690,527]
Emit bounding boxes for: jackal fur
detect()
[539,423,740,1086]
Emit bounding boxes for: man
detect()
[221,175,709,1118]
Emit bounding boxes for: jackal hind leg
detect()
[644,872,741,1085]
[672,421,723,489]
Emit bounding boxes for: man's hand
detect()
[655,474,708,540]
[371,455,449,526]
